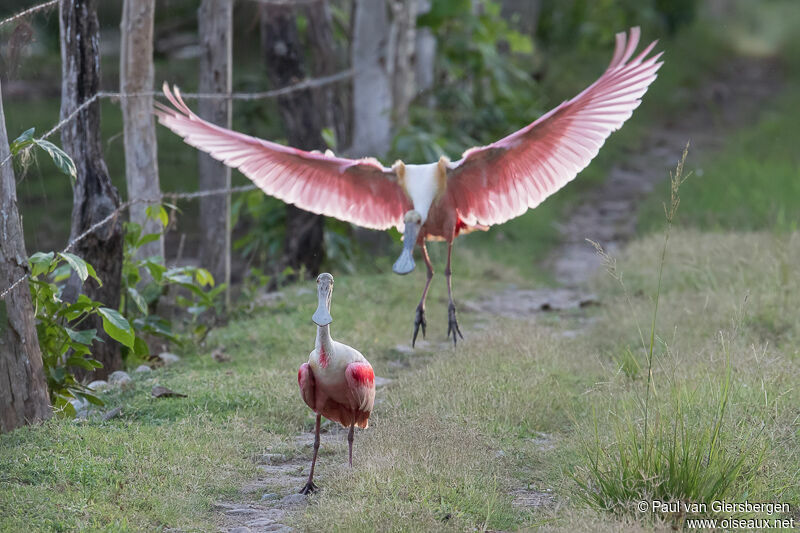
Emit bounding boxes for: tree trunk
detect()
[350,0,393,157]
[260,2,342,277]
[197,0,232,304]
[120,0,163,262]
[60,0,124,380]
[389,0,418,128]
[415,0,436,97]
[0,79,52,433]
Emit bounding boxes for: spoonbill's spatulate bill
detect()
[155,27,662,346]
[296,273,375,494]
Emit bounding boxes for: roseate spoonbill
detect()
[155,27,661,346]
[296,273,375,494]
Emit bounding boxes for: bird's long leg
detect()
[300,414,321,494]
[413,241,434,347]
[347,422,355,467]
[445,240,464,346]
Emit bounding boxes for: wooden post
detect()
[350,0,393,157]
[60,0,124,380]
[390,0,418,128]
[0,78,52,433]
[120,0,163,261]
[197,0,232,306]
[260,1,343,277]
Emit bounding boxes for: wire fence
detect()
[0,184,261,301]
[0,0,59,29]
[0,0,355,300]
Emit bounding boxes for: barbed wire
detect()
[0,183,262,301]
[0,3,354,301]
[104,69,354,101]
[0,68,353,171]
[0,0,59,29]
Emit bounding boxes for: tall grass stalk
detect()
[574,144,763,522]
[643,142,690,451]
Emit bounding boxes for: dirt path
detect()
[216,57,782,533]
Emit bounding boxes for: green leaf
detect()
[32,139,77,179]
[59,252,89,282]
[195,268,215,287]
[145,260,166,282]
[321,127,336,150]
[133,335,150,357]
[146,205,169,228]
[65,327,98,345]
[10,128,35,155]
[136,232,161,248]
[127,287,148,315]
[98,307,135,348]
[66,354,101,370]
[80,391,105,406]
[29,251,55,277]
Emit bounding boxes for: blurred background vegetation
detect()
[1,0,798,288]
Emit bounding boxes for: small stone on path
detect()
[280,493,307,505]
[134,365,151,373]
[108,371,132,388]
[261,493,280,501]
[87,380,109,392]
[158,352,181,365]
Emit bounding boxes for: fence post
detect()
[0,79,52,433]
[120,0,163,262]
[197,0,232,307]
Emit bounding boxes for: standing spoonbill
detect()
[155,27,661,346]
[297,273,375,494]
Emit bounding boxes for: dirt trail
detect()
[216,57,781,532]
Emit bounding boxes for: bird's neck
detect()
[315,325,334,367]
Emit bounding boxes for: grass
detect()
[2,185,799,530]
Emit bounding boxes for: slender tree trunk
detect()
[197,0,232,304]
[120,0,162,261]
[60,0,124,380]
[415,0,436,97]
[0,79,52,433]
[389,0,418,128]
[350,0,393,157]
[261,2,342,276]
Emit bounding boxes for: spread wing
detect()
[444,27,662,227]
[155,84,412,231]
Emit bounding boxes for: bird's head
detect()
[312,273,334,326]
[392,210,422,275]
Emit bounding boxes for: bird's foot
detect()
[299,480,318,495]
[412,305,427,347]
[447,302,464,346]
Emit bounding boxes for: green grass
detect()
[636,87,800,235]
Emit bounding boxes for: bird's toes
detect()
[412,307,427,347]
[299,481,318,495]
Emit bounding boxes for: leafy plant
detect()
[10,127,77,179]
[120,207,226,353]
[28,252,135,415]
[398,0,540,163]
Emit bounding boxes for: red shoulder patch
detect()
[350,364,374,385]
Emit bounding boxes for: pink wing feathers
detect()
[444,27,662,227]
[155,84,412,231]
[345,362,375,428]
[298,363,316,411]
